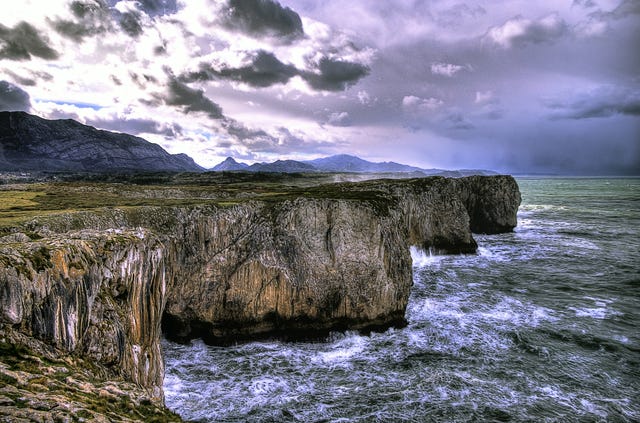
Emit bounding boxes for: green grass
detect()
[0,172,424,232]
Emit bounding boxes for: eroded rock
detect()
[0,175,520,417]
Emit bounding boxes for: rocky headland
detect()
[0,174,520,421]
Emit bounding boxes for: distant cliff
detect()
[0,175,520,419]
[0,111,203,173]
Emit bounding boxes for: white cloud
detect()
[430,62,469,77]
[475,91,495,104]
[357,90,371,105]
[402,95,444,112]
[328,111,350,126]
[484,13,568,48]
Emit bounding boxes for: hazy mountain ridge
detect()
[0,111,496,176]
[0,111,203,173]
[212,154,498,176]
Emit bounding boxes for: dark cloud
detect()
[51,19,102,41]
[88,117,182,137]
[445,112,474,130]
[165,78,224,119]
[184,50,298,87]
[4,69,53,87]
[301,58,370,91]
[118,12,143,37]
[0,22,59,60]
[52,0,172,41]
[70,0,107,18]
[103,0,178,17]
[546,88,640,119]
[4,71,36,87]
[137,0,178,17]
[130,72,158,89]
[0,81,31,112]
[591,0,640,19]
[50,0,111,41]
[183,52,368,92]
[222,118,271,141]
[222,0,304,40]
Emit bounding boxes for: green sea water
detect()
[163,177,640,422]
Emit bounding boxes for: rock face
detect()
[0,230,167,400]
[0,111,203,172]
[0,175,520,408]
[162,199,412,344]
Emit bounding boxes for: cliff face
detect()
[0,230,167,400]
[162,199,412,344]
[0,175,520,408]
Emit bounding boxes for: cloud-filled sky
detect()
[1,0,638,174]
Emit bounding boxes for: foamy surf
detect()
[163,178,640,422]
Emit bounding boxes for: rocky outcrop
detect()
[0,327,182,422]
[0,229,168,401]
[162,199,412,344]
[0,111,203,172]
[0,175,520,412]
[454,175,521,234]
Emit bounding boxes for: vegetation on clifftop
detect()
[0,328,182,422]
[0,171,404,233]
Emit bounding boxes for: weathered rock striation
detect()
[0,175,520,416]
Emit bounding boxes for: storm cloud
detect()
[0,81,31,112]
[222,0,304,39]
[88,117,182,137]
[546,88,640,119]
[2,0,638,173]
[185,51,298,88]
[183,52,369,92]
[165,78,224,119]
[136,0,179,17]
[0,22,59,60]
[301,58,370,92]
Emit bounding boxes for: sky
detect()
[1,0,639,174]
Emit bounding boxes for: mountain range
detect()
[0,111,496,176]
[211,155,496,176]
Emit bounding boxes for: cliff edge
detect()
[0,175,520,419]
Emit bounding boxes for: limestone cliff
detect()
[0,230,167,400]
[0,175,520,415]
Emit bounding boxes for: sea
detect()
[162,177,640,422]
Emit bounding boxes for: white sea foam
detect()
[410,246,446,267]
[162,178,639,422]
[569,306,622,320]
[311,333,368,368]
[568,297,623,320]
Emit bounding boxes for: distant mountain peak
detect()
[303,154,423,173]
[211,154,497,176]
[211,157,249,171]
[0,111,203,173]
